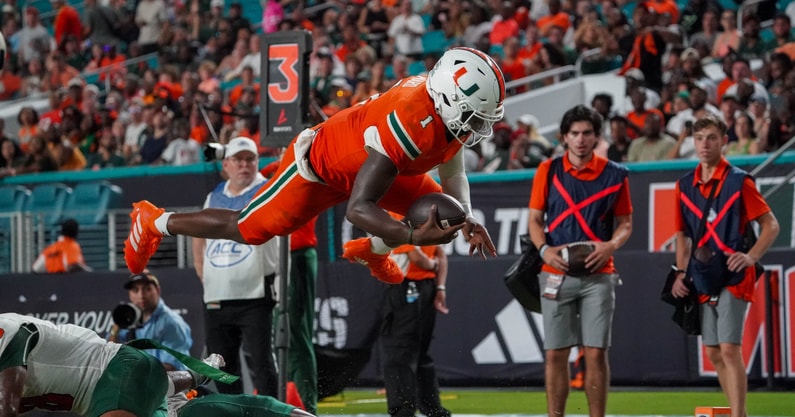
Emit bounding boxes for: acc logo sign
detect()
[206,241,253,268]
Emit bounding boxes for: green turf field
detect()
[318,389,795,415]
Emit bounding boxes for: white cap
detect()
[624,68,645,81]
[518,114,538,127]
[211,0,224,7]
[225,136,258,158]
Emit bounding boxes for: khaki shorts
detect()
[701,287,747,346]
[539,272,618,350]
[87,345,169,417]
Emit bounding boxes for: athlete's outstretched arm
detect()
[168,209,247,243]
[0,366,26,417]
[347,151,461,246]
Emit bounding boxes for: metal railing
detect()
[504,65,576,92]
[0,206,200,274]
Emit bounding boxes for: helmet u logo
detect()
[453,67,480,96]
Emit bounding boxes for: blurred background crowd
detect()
[0,0,794,179]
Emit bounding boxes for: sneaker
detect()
[342,237,404,284]
[124,200,165,274]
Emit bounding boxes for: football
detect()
[405,193,467,229]
[559,242,596,277]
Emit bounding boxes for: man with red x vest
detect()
[528,105,633,417]
[671,114,779,417]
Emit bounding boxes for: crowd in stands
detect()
[1,0,795,180]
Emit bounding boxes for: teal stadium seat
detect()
[408,60,426,75]
[0,185,31,214]
[422,30,450,55]
[24,183,72,227]
[62,181,123,226]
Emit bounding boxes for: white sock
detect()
[154,212,173,236]
[370,236,394,255]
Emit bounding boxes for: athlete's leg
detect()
[545,347,572,417]
[582,346,609,417]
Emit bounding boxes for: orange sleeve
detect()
[528,160,551,210]
[392,244,415,254]
[742,177,771,222]
[613,177,633,216]
[674,181,684,232]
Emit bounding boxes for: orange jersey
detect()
[37,237,84,273]
[393,245,438,281]
[310,76,461,191]
[237,76,451,244]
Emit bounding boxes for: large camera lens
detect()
[112,303,142,329]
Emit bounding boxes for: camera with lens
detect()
[112,303,143,329]
[203,143,226,161]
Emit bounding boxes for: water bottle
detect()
[405,281,419,303]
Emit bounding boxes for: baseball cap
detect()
[750,93,768,104]
[124,272,160,289]
[624,68,645,81]
[680,47,700,61]
[211,0,224,7]
[226,136,258,158]
[518,114,539,127]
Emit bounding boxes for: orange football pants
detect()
[237,142,442,245]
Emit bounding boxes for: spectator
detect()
[136,105,171,164]
[52,0,83,48]
[225,34,262,81]
[737,13,764,60]
[528,105,632,417]
[646,0,679,25]
[82,0,122,48]
[748,93,772,138]
[388,0,425,60]
[725,112,760,156]
[627,112,677,161]
[766,53,792,97]
[44,52,80,92]
[18,134,58,174]
[537,0,571,35]
[261,0,284,34]
[358,0,391,57]
[764,14,794,53]
[462,3,492,48]
[482,122,513,172]
[501,36,530,91]
[86,126,126,169]
[621,68,661,115]
[607,115,630,162]
[0,137,24,177]
[108,271,194,371]
[160,118,201,166]
[679,47,717,104]
[17,106,39,152]
[227,2,251,35]
[32,218,90,273]
[670,115,779,417]
[590,93,615,140]
[490,1,521,46]
[136,0,167,54]
[197,60,221,95]
[16,7,52,66]
[667,81,721,138]
[381,242,450,417]
[217,38,249,78]
[719,94,740,142]
[627,87,665,139]
[689,7,719,51]
[712,9,740,59]
[618,3,681,93]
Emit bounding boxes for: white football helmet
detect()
[426,47,506,146]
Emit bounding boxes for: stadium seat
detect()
[422,30,450,55]
[62,181,123,226]
[408,60,426,76]
[0,185,31,214]
[23,183,72,227]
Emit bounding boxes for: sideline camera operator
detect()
[108,271,194,371]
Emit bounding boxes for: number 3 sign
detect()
[260,31,313,148]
